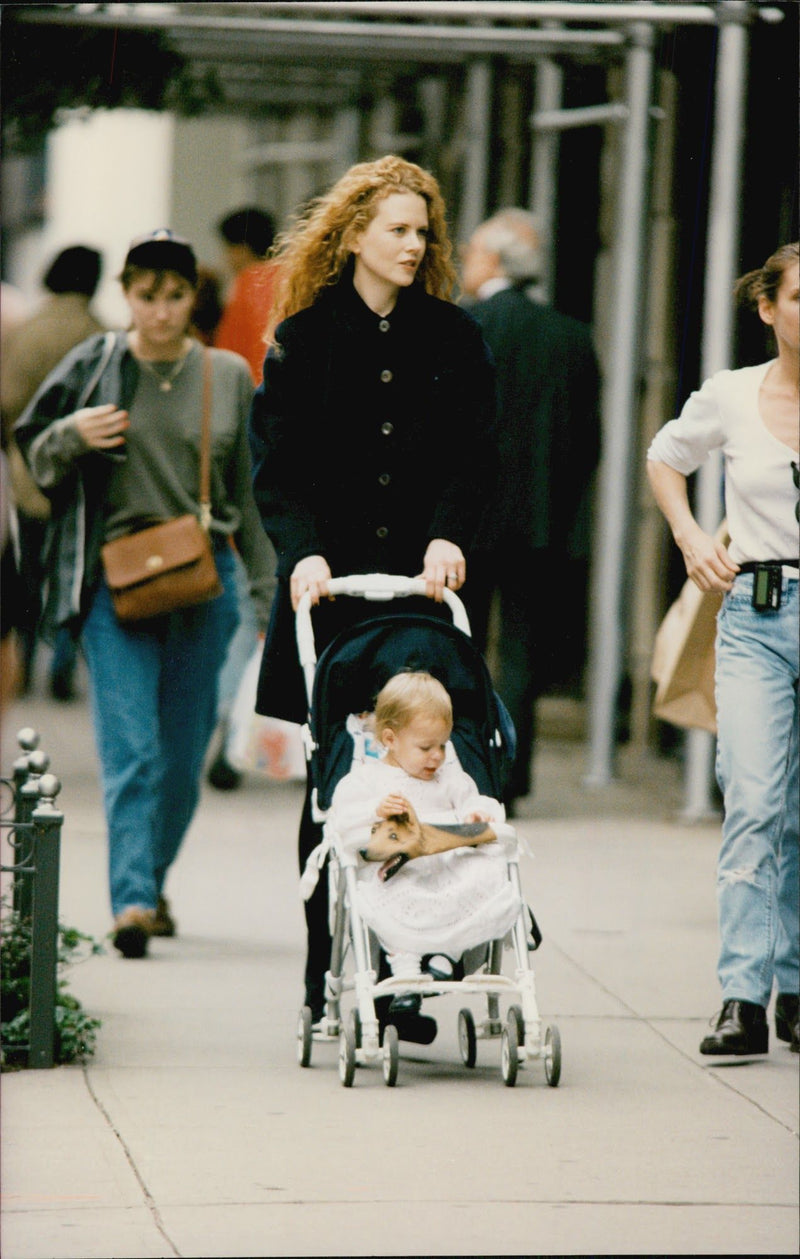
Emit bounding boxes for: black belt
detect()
[738,560,799,573]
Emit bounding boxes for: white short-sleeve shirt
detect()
[646,361,799,564]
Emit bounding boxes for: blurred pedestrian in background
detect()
[647,241,799,1056]
[190,265,225,346]
[214,206,277,386]
[206,207,279,790]
[0,448,23,716]
[248,155,497,1028]
[1,245,106,699]
[15,229,276,960]
[0,281,30,335]
[0,284,30,714]
[460,209,601,815]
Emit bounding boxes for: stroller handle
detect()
[295,574,471,684]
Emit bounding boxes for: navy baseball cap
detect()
[123,229,198,285]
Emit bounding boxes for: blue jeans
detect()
[217,548,260,720]
[81,543,239,916]
[714,571,799,1007]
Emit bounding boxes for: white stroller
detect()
[294,574,561,1088]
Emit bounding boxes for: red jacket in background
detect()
[214,261,277,386]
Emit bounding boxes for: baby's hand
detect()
[463,810,492,824]
[377,793,411,820]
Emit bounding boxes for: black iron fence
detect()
[1,728,64,1068]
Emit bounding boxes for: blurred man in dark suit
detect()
[461,209,601,814]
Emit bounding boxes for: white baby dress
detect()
[329,757,519,958]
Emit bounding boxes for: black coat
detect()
[248,272,497,721]
[467,286,601,559]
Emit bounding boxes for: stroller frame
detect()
[294,574,561,1088]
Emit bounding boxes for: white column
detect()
[32,109,174,327]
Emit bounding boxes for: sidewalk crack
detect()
[82,1065,182,1257]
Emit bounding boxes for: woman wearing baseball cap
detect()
[15,229,276,959]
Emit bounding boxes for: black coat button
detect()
[376,526,389,539]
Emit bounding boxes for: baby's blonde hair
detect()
[374,672,452,743]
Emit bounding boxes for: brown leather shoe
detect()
[113,905,156,958]
[151,895,176,938]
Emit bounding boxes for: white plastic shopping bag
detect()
[227,647,307,781]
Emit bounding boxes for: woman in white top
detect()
[647,242,799,1057]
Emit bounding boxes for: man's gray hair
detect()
[480,208,542,282]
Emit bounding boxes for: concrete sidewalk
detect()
[1,674,797,1258]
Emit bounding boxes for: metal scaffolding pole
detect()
[264,2,783,26]
[460,59,493,241]
[680,1,750,821]
[584,22,656,786]
[529,47,563,305]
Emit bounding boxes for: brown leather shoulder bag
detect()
[100,348,223,622]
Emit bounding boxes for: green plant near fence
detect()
[1,897,103,1069]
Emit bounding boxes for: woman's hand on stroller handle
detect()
[418,538,465,603]
[291,554,332,610]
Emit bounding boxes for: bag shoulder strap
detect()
[199,348,213,527]
[77,330,118,409]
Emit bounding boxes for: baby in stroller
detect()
[329,670,519,1016]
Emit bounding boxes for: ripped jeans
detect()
[715,572,799,1007]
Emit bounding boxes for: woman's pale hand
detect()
[464,809,492,823]
[290,554,332,610]
[680,526,739,592]
[74,404,129,450]
[419,538,465,602]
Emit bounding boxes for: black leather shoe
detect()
[304,983,325,1025]
[388,992,421,1015]
[699,999,768,1056]
[207,751,242,791]
[385,1011,437,1045]
[775,993,799,1052]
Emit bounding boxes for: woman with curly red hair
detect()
[248,156,498,1031]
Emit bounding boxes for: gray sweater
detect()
[15,332,276,637]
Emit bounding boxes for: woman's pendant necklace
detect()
[140,350,190,392]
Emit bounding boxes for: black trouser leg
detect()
[298,782,331,1013]
[494,550,556,800]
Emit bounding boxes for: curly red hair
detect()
[263,155,457,347]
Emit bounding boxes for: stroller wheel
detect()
[297,1006,313,1068]
[544,1023,562,1087]
[507,1004,525,1045]
[501,1016,520,1087]
[458,1008,477,1068]
[339,1021,357,1088]
[382,1023,399,1087]
[349,1007,362,1050]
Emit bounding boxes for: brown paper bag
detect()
[651,522,730,735]
[651,581,722,733]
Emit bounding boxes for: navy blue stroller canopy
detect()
[309,612,513,810]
